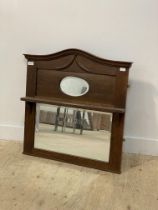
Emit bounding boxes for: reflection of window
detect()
[39,107,112,132]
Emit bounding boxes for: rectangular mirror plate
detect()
[34,104,112,163]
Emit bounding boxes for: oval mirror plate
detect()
[60,76,89,97]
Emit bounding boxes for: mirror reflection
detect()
[60,76,89,97]
[34,104,112,162]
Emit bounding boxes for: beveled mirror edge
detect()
[60,76,90,97]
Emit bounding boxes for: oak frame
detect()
[21,49,132,173]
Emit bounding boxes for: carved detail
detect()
[24,48,132,68]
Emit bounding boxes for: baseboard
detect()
[123,136,158,156]
[0,124,23,141]
[0,124,158,156]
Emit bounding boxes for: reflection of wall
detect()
[124,80,158,155]
[0,0,158,155]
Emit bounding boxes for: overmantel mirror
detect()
[21,49,132,173]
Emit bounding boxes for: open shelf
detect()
[21,96,125,113]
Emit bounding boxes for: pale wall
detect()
[0,0,158,155]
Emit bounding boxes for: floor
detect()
[0,140,158,210]
[35,124,111,162]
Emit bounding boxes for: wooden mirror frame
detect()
[21,49,132,173]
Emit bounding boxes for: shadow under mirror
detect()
[34,104,112,162]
